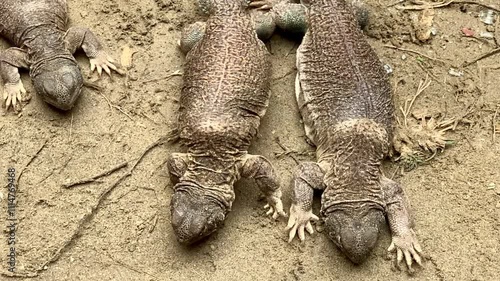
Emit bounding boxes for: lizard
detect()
[251,0,423,270]
[167,0,286,245]
[0,0,120,111]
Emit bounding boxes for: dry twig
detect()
[400,75,432,128]
[2,134,175,278]
[62,162,129,188]
[384,45,448,64]
[463,47,500,67]
[274,136,302,164]
[16,139,48,185]
[396,0,500,13]
[142,70,183,84]
[84,81,133,120]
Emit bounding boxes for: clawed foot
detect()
[248,0,273,10]
[263,191,286,220]
[388,230,423,272]
[3,80,28,111]
[285,204,319,243]
[90,51,122,76]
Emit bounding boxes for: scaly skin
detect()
[168,0,285,245]
[253,0,423,270]
[0,0,120,111]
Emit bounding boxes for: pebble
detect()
[479,10,496,25]
[479,32,494,39]
[448,68,464,77]
[384,64,393,74]
[487,183,496,190]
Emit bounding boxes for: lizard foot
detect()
[285,204,319,243]
[90,51,122,76]
[388,230,423,272]
[3,80,27,111]
[263,190,286,220]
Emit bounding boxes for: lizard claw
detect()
[3,80,27,111]
[263,191,286,220]
[388,229,423,272]
[285,204,319,243]
[90,51,123,77]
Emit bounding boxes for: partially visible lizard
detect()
[178,0,281,55]
[167,0,286,245]
[251,0,423,270]
[0,0,120,111]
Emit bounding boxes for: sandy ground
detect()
[1,0,499,280]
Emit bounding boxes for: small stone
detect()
[487,183,496,190]
[384,64,393,74]
[479,10,496,25]
[448,68,464,77]
[210,245,216,250]
[479,32,494,39]
[401,54,407,60]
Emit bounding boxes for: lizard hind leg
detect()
[253,12,276,41]
[179,22,206,55]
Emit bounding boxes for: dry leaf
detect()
[416,8,435,41]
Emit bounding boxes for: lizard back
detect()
[0,0,68,46]
[179,3,271,155]
[297,0,394,149]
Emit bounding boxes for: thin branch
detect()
[384,45,449,64]
[493,105,499,142]
[463,47,500,67]
[396,0,500,13]
[62,161,129,188]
